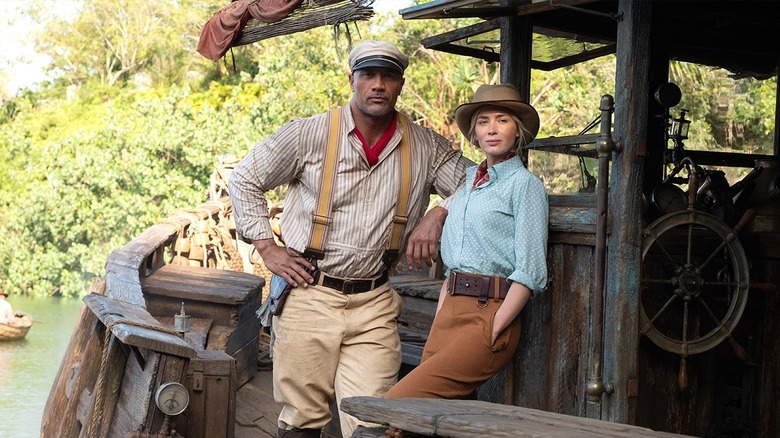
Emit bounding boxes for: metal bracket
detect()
[193,362,204,391]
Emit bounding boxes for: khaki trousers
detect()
[272,282,401,437]
[385,293,521,399]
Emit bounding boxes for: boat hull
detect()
[0,312,33,341]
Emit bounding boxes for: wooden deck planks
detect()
[235,365,280,438]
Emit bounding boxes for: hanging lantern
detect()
[669,109,691,142]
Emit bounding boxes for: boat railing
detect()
[103,196,240,307]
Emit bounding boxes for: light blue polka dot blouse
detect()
[441,156,549,294]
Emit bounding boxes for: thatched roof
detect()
[231,0,374,48]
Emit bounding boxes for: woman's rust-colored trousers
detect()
[385,293,521,399]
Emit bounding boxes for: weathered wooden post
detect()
[603,0,652,424]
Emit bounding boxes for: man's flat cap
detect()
[348,40,408,74]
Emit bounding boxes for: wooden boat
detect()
[41,1,779,437]
[0,311,33,341]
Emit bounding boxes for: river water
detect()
[0,295,83,438]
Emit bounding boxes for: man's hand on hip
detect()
[253,238,316,287]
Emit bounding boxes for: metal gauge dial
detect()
[651,183,688,215]
[154,382,189,416]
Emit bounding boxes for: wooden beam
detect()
[602,0,652,424]
[421,18,500,47]
[500,2,533,91]
[534,44,615,71]
[423,42,500,63]
[401,0,504,19]
[664,150,774,169]
[343,397,696,437]
[525,133,599,157]
[400,0,600,20]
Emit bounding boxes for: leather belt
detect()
[319,270,389,294]
[448,270,510,305]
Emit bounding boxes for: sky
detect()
[0,1,49,95]
[0,0,412,96]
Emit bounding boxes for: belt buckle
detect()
[342,279,355,294]
[449,271,457,295]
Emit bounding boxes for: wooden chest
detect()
[142,264,264,385]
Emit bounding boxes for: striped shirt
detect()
[229,106,470,279]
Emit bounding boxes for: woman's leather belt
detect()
[319,270,389,294]
[448,270,510,303]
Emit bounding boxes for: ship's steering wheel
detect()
[640,160,751,389]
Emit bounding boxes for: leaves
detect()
[0,85,261,296]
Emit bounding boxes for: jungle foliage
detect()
[0,1,775,297]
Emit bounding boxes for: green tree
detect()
[0,85,261,296]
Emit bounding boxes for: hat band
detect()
[352,55,404,72]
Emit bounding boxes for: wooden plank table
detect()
[342,397,695,438]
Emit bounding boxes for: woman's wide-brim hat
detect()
[454,84,540,144]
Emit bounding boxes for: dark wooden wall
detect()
[514,240,594,415]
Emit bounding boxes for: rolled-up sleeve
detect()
[428,131,472,210]
[228,120,301,242]
[508,176,549,293]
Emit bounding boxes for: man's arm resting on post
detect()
[406,133,471,270]
[405,206,448,270]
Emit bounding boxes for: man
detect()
[229,40,469,438]
[0,289,14,326]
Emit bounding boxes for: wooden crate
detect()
[142,264,264,385]
[178,350,237,438]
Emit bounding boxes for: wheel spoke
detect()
[641,278,676,285]
[681,301,689,351]
[641,293,680,334]
[686,223,694,265]
[696,296,727,329]
[650,238,681,268]
[705,280,741,288]
[697,241,728,272]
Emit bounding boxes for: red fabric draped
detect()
[197,0,303,61]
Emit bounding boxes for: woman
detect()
[384,84,548,433]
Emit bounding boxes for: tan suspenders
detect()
[384,115,414,266]
[303,107,414,268]
[304,108,344,260]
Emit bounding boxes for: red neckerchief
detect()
[354,113,398,167]
[472,152,515,189]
